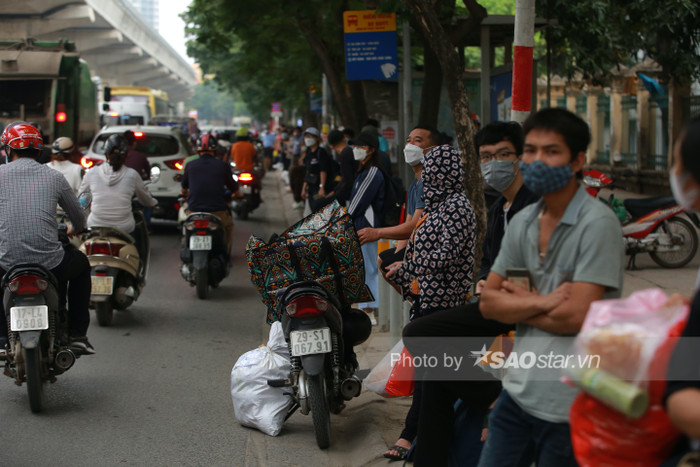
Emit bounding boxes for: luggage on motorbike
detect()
[246,200,373,323]
[568,288,688,467]
[364,339,415,397]
[230,322,292,436]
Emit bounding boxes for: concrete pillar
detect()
[636,80,650,170]
[610,78,624,163]
[669,80,691,170]
[587,93,599,164]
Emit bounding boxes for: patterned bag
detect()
[246,201,374,323]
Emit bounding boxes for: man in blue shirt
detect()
[181,134,238,258]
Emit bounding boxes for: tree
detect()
[539,0,700,84]
[186,81,242,125]
[401,0,488,268]
[183,0,372,129]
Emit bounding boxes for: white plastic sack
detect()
[231,322,292,436]
[364,339,405,397]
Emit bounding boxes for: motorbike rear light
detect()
[80,156,104,169]
[164,159,185,171]
[87,242,123,256]
[193,219,210,229]
[55,104,67,123]
[286,296,329,318]
[8,275,49,295]
[185,219,218,231]
[239,172,254,182]
[196,230,208,235]
[133,131,144,138]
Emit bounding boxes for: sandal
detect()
[384,444,409,461]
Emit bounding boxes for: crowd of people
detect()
[288,109,700,467]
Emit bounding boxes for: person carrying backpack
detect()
[347,131,385,324]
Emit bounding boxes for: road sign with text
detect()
[343,10,398,82]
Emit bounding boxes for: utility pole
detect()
[511,0,536,124]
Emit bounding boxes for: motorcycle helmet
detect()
[52,137,75,156]
[1,122,44,152]
[197,133,218,153]
[103,134,128,157]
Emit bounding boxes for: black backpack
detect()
[378,168,406,227]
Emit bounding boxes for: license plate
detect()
[290,328,332,356]
[10,305,49,331]
[240,185,252,194]
[91,276,114,295]
[190,235,212,251]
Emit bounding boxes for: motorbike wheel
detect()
[308,373,331,449]
[649,217,699,268]
[238,206,249,220]
[24,347,44,413]
[195,267,209,299]
[95,301,114,327]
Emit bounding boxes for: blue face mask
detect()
[518,160,573,195]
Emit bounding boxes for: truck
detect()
[101,86,170,126]
[0,39,99,147]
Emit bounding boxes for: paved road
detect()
[0,172,698,467]
[0,176,289,466]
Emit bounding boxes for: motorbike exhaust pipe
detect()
[340,375,362,400]
[54,349,76,371]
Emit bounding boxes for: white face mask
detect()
[670,170,700,212]
[304,137,316,147]
[404,144,424,166]
[353,147,368,161]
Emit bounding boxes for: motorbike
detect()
[179,210,230,299]
[584,169,700,269]
[267,280,371,449]
[0,216,88,412]
[231,165,262,220]
[79,208,150,326]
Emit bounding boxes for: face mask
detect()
[670,170,700,212]
[481,159,516,192]
[304,137,316,147]
[404,144,424,166]
[353,147,367,161]
[518,160,573,196]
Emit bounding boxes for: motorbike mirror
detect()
[78,191,92,209]
[583,175,605,188]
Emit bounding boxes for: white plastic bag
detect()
[364,339,414,397]
[230,322,292,436]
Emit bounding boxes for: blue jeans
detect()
[358,241,378,309]
[477,390,577,467]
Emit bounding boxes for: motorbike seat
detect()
[85,227,135,244]
[2,264,59,291]
[623,195,677,219]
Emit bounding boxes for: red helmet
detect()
[1,122,44,151]
[196,133,218,153]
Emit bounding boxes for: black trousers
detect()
[0,246,91,338]
[403,302,514,466]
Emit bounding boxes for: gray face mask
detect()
[481,159,516,192]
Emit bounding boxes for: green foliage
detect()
[185,81,245,125]
[538,0,700,83]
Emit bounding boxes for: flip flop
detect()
[383,444,409,461]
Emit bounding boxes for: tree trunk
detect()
[402,0,487,275]
[417,40,443,127]
[295,16,360,129]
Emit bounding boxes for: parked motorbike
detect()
[231,165,262,220]
[267,280,371,449]
[79,208,150,326]
[180,211,230,299]
[0,208,90,412]
[584,169,700,268]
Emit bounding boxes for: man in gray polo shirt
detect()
[478,108,624,466]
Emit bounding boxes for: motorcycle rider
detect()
[0,122,94,354]
[78,134,157,275]
[48,137,83,195]
[181,133,238,260]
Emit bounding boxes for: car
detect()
[81,125,195,221]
